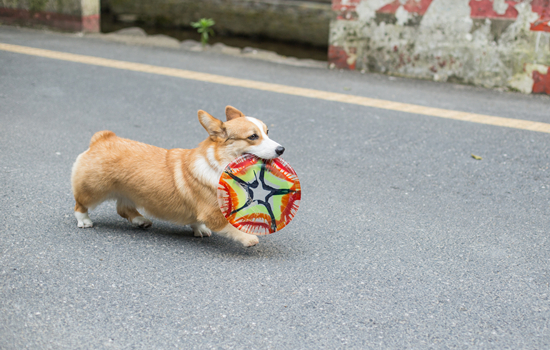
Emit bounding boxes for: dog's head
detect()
[198,106,284,160]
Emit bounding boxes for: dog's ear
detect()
[198,110,227,141]
[225,106,245,121]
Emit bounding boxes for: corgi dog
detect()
[71,106,284,247]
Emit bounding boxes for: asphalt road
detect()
[1,26,549,349]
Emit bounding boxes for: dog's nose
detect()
[275,146,285,156]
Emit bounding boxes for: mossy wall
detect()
[106,0,332,46]
[0,0,81,15]
[0,0,99,31]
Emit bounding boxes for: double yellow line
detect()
[1,42,548,134]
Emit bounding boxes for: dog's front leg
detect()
[190,223,212,238]
[218,224,259,247]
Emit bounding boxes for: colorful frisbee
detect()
[217,154,301,235]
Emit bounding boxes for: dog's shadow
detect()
[85,217,294,259]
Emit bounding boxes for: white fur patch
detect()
[245,117,282,159]
[75,211,93,228]
[206,147,224,173]
[173,157,187,197]
[193,154,222,187]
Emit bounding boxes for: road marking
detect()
[1,42,549,134]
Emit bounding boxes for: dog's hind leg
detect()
[72,153,108,228]
[116,197,152,228]
[74,188,105,228]
[74,201,94,228]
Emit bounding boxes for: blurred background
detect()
[0,0,548,94]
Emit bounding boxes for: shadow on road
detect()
[75,217,295,259]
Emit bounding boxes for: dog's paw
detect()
[75,212,93,228]
[132,216,152,228]
[191,223,212,238]
[240,234,259,247]
[77,220,93,228]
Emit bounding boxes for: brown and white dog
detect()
[71,106,284,247]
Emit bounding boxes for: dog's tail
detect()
[90,130,116,147]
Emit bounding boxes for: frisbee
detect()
[217,154,301,235]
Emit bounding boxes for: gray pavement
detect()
[1,26,550,349]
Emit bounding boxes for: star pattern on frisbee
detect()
[218,154,301,235]
[227,163,297,232]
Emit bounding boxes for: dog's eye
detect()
[266,130,269,135]
[248,134,259,141]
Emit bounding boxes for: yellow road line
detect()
[1,42,549,134]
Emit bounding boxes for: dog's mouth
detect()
[244,149,284,161]
[243,143,285,160]
[241,152,266,161]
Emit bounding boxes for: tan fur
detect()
[71,106,283,247]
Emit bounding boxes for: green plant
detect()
[191,18,215,47]
[29,0,48,12]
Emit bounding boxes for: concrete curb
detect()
[85,27,327,69]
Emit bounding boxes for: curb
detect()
[85,27,327,69]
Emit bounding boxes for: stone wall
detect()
[0,0,100,32]
[106,0,332,46]
[329,0,550,95]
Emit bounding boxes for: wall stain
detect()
[329,0,550,94]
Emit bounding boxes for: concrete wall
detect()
[106,0,332,46]
[329,0,550,95]
[0,0,100,32]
